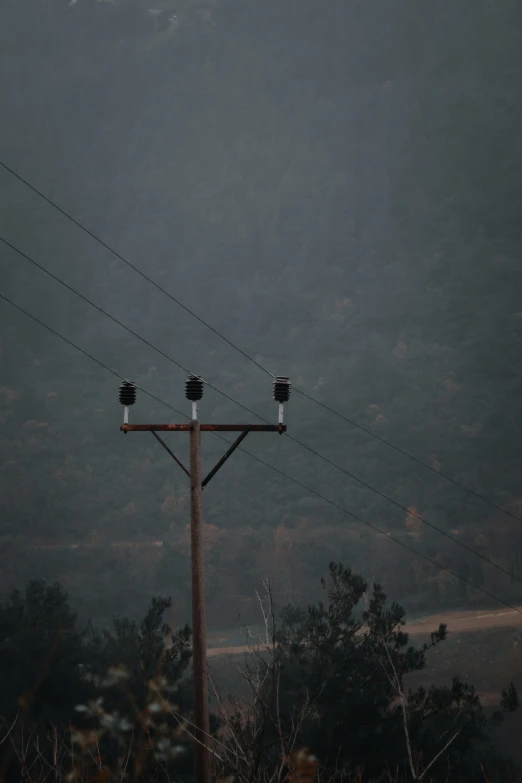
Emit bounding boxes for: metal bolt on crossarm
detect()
[119,381,137,427]
[118,373,290,783]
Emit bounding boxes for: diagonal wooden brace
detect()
[201,428,251,488]
[150,430,190,477]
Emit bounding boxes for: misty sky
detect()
[1,0,522,626]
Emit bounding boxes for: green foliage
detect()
[270,563,516,781]
[0,580,95,725]
[0,572,519,781]
[0,580,194,781]
[96,595,192,716]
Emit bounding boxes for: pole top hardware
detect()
[273,376,291,403]
[186,375,204,402]
[119,380,137,406]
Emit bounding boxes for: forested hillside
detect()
[1,0,522,626]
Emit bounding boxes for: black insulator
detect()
[273,376,291,403]
[119,381,137,406]
[185,375,204,401]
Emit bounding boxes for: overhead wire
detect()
[1,288,521,616]
[0,160,261,371]
[1,158,520,528]
[2,233,522,587]
[0,236,203,384]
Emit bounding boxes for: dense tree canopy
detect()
[0,580,195,781]
[255,564,518,781]
[0,572,518,782]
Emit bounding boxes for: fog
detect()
[1,0,522,634]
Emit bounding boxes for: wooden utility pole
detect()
[189,419,210,783]
[118,375,291,783]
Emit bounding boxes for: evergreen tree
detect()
[269,563,517,780]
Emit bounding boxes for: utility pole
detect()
[118,374,291,783]
[189,417,209,782]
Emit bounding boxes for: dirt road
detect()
[207,604,522,658]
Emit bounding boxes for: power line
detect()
[3,233,522,587]
[1,289,521,616]
[0,234,270,414]
[0,235,202,383]
[244,454,522,617]
[282,435,522,584]
[0,160,265,374]
[293,387,522,526]
[1,158,521,528]
[0,293,175,414]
